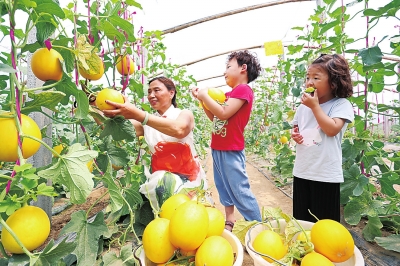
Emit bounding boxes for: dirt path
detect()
[202,152,293,266]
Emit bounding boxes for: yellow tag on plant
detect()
[264,40,284,56]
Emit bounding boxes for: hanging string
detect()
[74,2,79,86]
[6,14,22,193]
[376,93,380,138]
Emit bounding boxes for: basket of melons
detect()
[241,208,364,266]
[135,193,243,266]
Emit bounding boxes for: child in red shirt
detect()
[192,50,262,230]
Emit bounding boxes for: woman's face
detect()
[148,79,174,113]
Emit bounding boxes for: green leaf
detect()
[363,0,400,18]
[108,15,136,42]
[100,116,136,141]
[60,211,108,266]
[129,77,144,98]
[102,164,124,213]
[102,244,136,265]
[74,90,89,118]
[36,21,56,44]
[0,63,17,73]
[377,104,400,115]
[156,172,177,208]
[319,19,341,35]
[20,0,37,8]
[358,46,383,66]
[48,77,80,105]
[37,143,97,204]
[343,191,383,225]
[97,138,129,171]
[35,1,65,19]
[21,42,42,53]
[341,164,369,204]
[232,220,259,246]
[363,62,385,73]
[22,91,66,114]
[4,253,30,265]
[378,172,400,197]
[97,20,125,47]
[35,238,77,265]
[36,183,58,197]
[342,139,361,164]
[56,48,75,74]
[122,182,143,215]
[287,44,304,55]
[124,0,142,9]
[375,234,400,252]
[362,215,382,241]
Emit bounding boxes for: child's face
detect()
[306,65,333,102]
[224,58,242,88]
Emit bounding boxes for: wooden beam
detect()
[161,0,314,35]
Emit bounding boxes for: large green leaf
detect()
[102,163,124,213]
[97,20,125,47]
[129,79,144,99]
[344,191,383,225]
[48,77,80,105]
[362,215,382,241]
[37,143,97,204]
[340,164,369,204]
[319,19,341,35]
[378,172,400,197]
[22,91,66,113]
[375,234,400,252]
[342,139,361,164]
[156,172,177,208]
[358,46,383,66]
[97,137,129,172]
[368,69,385,93]
[34,238,77,265]
[60,211,108,266]
[122,182,143,214]
[100,116,136,141]
[35,0,65,19]
[108,15,135,42]
[363,0,400,18]
[36,21,56,44]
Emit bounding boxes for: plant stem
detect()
[23,79,63,92]
[85,190,108,219]
[51,45,76,54]
[0,174,13,180]
[22,135,59,157]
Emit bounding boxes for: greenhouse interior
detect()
[0,0,399,265]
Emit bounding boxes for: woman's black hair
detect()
[148,76,177,107]
[311,54,353,98]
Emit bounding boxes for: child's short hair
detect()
[227,50,262,83]
[311,54,353,98]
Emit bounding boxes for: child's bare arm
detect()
[198,89,245,120]
[301,90,345,136]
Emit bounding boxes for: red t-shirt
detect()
[211,84,253,151]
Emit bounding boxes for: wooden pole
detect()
[161,0,315,35]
